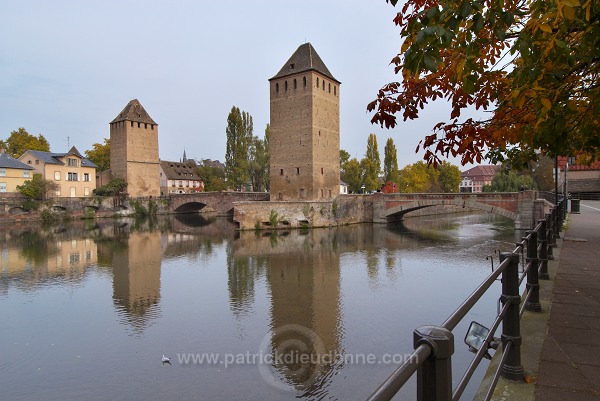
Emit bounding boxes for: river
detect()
[0,212,517,400]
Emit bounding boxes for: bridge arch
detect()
[173,201,210,213]
[384,199,517,222]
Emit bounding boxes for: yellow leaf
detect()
[541,98,552,110]
[540,23,553,33]
[564,5,575,20]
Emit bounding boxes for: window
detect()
[0,182,6,193]
[276,83,279,93]
[138,122,141,128]
[296,167,300,175]
[321,167,324,175]
[0,169,5,177]
[323,80,325,90]
[67,172,78,181]
[35,160,39,165]
[70,187,76,197]
[329,190,332,198]
[280,169,283,176]
[84,187,90,196]
[54,171,61,181]
[303,76,307,87]
[316,77,319,87]
[67,158,79,167]
[23,171,30,178]
[299,188,305,198]
[131,121,134,127]
[55,189,61,196]
[334,86,337,96]
[329,83,331,93]
[294,79,297,89]
[83,173,90,182]
[145,123,148,129]
[285,81,288,91]
[321,189,324,198]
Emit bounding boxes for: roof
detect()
[160,160,203,181]
[557,156,600,171]
[202,159,225,169]
[461,165,501,178]
[0,152,34,170]
[270,42,340,83]
[22,150,98,169]
[110,99,157,125]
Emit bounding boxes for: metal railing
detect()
[366,199,565,401]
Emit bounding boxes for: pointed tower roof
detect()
[68,146,83,158]
[111,99,157,125]
[270,43,340,83]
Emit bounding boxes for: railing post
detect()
[413,326,454,401]
[546,213,555,259]
[553,204,560,239]
[499,252,524,381]
[538,219,549,280]
[525,231,542,312]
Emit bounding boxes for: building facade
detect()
[269,43,341,201]
[460,165,500,193]
[110,99,160,197]
[19,147,97,197]
[0,150,35,193]
[159,160,204,195]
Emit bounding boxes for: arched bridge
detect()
[167,192,269,214]
[372,191,548,229]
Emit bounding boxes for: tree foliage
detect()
[341,158,365,193]
[368,0,600,167]
[197,164,227,192]
[437,160,462,192]
[340,149,351,166]
[363,134,382,192]
[398,161,439,192]
[85,138,110,172]
[93,178,127,196]
[248,125,270,192]
[225,106,253,190]
[17,174,59,200]
[3,128,50,158]
[483,170,534,192]
[383,137,400,185]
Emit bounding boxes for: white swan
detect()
[162,355,171,364]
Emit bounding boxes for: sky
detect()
[0,0,476,170]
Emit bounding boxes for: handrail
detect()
[366,198,565,401]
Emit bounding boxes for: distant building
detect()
[340,181,348,195]
[19,146,97,197]
[201,159,225,170]
[269,43,341,201]
[110,99,160,197]
[159,160,204,195]
[0,149,35,193]
[460,165,500,193]
[557,157,600,195]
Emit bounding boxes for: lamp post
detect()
[361,184,366,194]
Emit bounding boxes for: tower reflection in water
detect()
[232,230,343,395]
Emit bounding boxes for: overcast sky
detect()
[0,0,477,169]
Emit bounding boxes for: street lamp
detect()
[361,184,366,194]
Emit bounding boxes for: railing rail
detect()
[366,198,565,401]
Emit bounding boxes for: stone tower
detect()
[269,43,340,201]
[110,99,160,197]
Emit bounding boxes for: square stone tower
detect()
[110,99,160,197]
[269,43,340,201]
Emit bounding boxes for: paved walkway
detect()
[534,200,600,400]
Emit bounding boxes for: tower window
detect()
[303,76,306,87]
[334,86,337,96]
[329,83,331,93]
[316,77,319,87]
[276,83,279,93]
[145,123,148,129]
[280,169,283,176]
[151,124,154,130]
[138,122,141,128]
[290,63,295,69]
[296,167,300,175]
[323,80,325,90]
[321,167,324,175]
[131,121,134,127]
[285,81,288,91]
[294,79,297,89]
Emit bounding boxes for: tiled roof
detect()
[160,160,203,181]
[23,150,98,169]
[0,153,34,170]
[461,165,501,178]
[557,156,600,171]
[270,43,340,83]
[110,99,157,125]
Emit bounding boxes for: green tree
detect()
[383,138,400,186]
[225,106,252,190]
[398,161,440,193]
[85,138,110,172]
[4,128,50,158]
[363,134,381,192]
[341,158,364,193]
[530,157,554,191]
[248,126,270,192]
[93,178,127,196]
[368,0,600,166]
[17,174,59,200]
[484,171,534,192]
[198,164,227,192]
[437,161,461,192]
[340,149,350,166]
